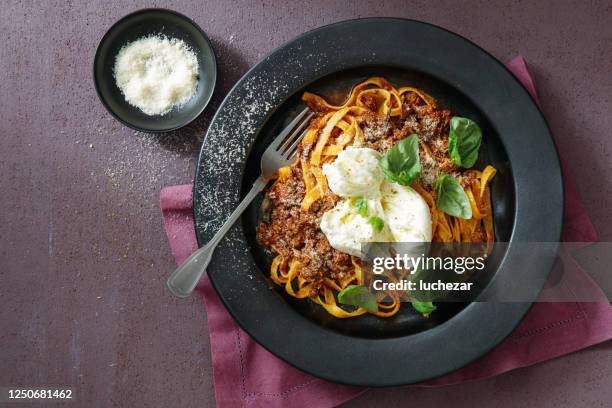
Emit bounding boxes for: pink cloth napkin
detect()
[160,56,612,407]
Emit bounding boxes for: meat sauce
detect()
[256,93,482,293]
[256,164,353,295]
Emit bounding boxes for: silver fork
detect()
[167,107,314,298]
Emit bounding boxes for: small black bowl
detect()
[93,8,217,133]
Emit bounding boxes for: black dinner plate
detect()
[193,19,563,386]
[94,8,217,132]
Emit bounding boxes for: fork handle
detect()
[167,175,267,298]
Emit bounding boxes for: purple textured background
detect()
[1,1,611,407]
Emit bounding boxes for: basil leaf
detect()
[352,198,369,217]
[338,285,378,312]
[411,300,437,315]
[379,134,420,185]
[448,116,482,168]
[368,216,384,232]
[435,174,472,219]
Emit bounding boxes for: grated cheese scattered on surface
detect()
[113,35,199,116]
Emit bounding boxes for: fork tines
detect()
[274,108,314,160]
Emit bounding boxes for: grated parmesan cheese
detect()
[113,35,199,116]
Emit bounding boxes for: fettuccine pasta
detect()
[257,77,496,318]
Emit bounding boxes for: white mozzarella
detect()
[320,198,392,256]
[320,146,433,258]
[381,181,432,243]
[322,147,383,198]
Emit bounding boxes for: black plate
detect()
[94,8,217,132]
[193,19,563,386]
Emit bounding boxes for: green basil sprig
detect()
[448,116,482,169]
[411,300,437,315]
[368,216,384,232]
[435,174,472,219]
[337,285,378,312]
[352,198,369,217]
[379,134,420,186]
